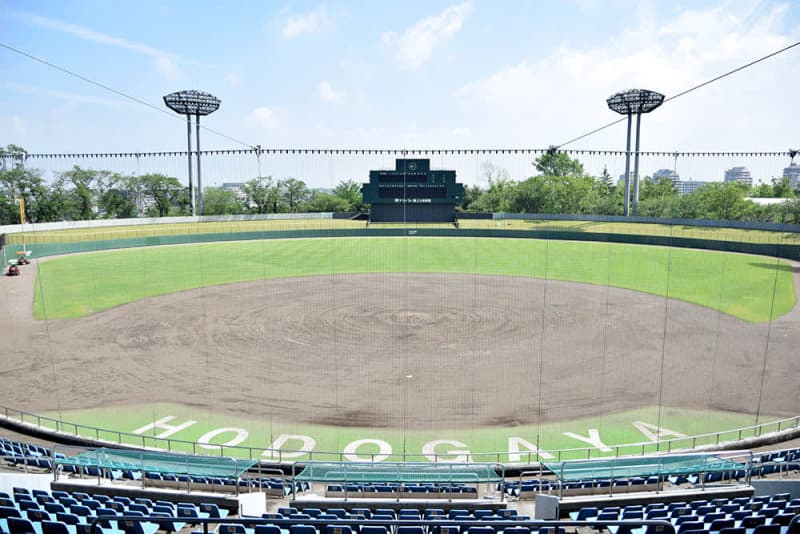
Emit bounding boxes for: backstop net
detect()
[1,148,798,464]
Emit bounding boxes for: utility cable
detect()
[0,41,255,149]
[557,39,800,149]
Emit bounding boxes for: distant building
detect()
[783,162,800,188]
[675,180,711,195]
[222,182,248,201]
[653,168,680,182]
[724,166,753,187]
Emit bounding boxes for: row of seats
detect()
[0,486,229,534]
[1,438,60,472]
[267,507,520,521]
[326,484,478,497]
[219,524,564,534]
[502,477,661,498]
[571,493,799,534]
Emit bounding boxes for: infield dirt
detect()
[1,258,799,430]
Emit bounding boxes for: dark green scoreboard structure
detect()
[363,159,465,223]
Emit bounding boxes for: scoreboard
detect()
[362,159,464,223]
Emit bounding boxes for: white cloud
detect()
[226,72,241,89]
[153,56,182,81]
[281,6,333,39]
[248,107,284,129]
[382,2,473,68]
[11,11,186,80]
[317,81,344,102]
[453,1,798,174]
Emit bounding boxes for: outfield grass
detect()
[34,237,795,322]
[38,402,776,461]
[8,217,800,245]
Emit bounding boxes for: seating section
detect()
[138,472,306,497]
[1,482,799,534]
[0,437,58,471]
[502,477,661,499]
[0,486,229,534]
[503,447,800,500]
[1,436,307,498]
[570,493,800,534]
[324,483,478,499]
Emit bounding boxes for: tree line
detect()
[2,145,799,225]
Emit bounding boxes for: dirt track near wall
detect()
[0,260,799,430]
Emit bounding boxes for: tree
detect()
[58,166,114,220]
[135,173,185,217]
[280,178,310,212]
[510,174,600,214]
[97,173,137,219]
[203,187,246,215]
[779,198,800,224]
[468,178,515,212]
[533,152,584,177]
[242,176,282,214]
[599,165,613,189]
[333,179,366,212]
[693,182,750,220]
[306,191,350,212]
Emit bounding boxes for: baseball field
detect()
[1,224,798,462]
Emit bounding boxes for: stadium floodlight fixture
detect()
[163,90,222,216]
[606,88,664,115]
[607,89,665,217]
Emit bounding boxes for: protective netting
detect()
[544,453,745,481]
[295,461,501,482]
[57,447,256,477]
[1,150,798,464]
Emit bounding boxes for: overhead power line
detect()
[556,39,800,149]
[0,41,255,149]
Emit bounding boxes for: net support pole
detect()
[632,111,643,216]
[623,114,633,217]
[196,114,203,216]
[186,115,195,217]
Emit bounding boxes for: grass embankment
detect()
[34,237,795,322]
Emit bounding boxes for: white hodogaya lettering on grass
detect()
[507,437,555,462]
[343,439,392,462]
[262,435,317,459]
[197,428,249,450]
[632,421,687,442]
[131,416,197,439]
[562,429,612,452]
[422,440,472,463]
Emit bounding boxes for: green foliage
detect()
[306,191,351,212]
[202,187,246,215]
[280,178,311,212]
[333,179,366,212]
[534,152,585,177]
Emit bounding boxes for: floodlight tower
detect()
[163,90,221,216]
[606,89,664,216]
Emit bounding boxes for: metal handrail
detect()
[90,515,678,534]
[1,402,798,467]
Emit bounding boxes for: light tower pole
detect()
[163,90,221,216]
[606,89,664,216]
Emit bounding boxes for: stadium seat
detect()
[8,517,38,534]
[255,526,282,534]
[41,521,70,534]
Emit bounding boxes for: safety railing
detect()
[0,402,798,467]
[90,516,679,534]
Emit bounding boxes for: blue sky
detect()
[1,0,799,186]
